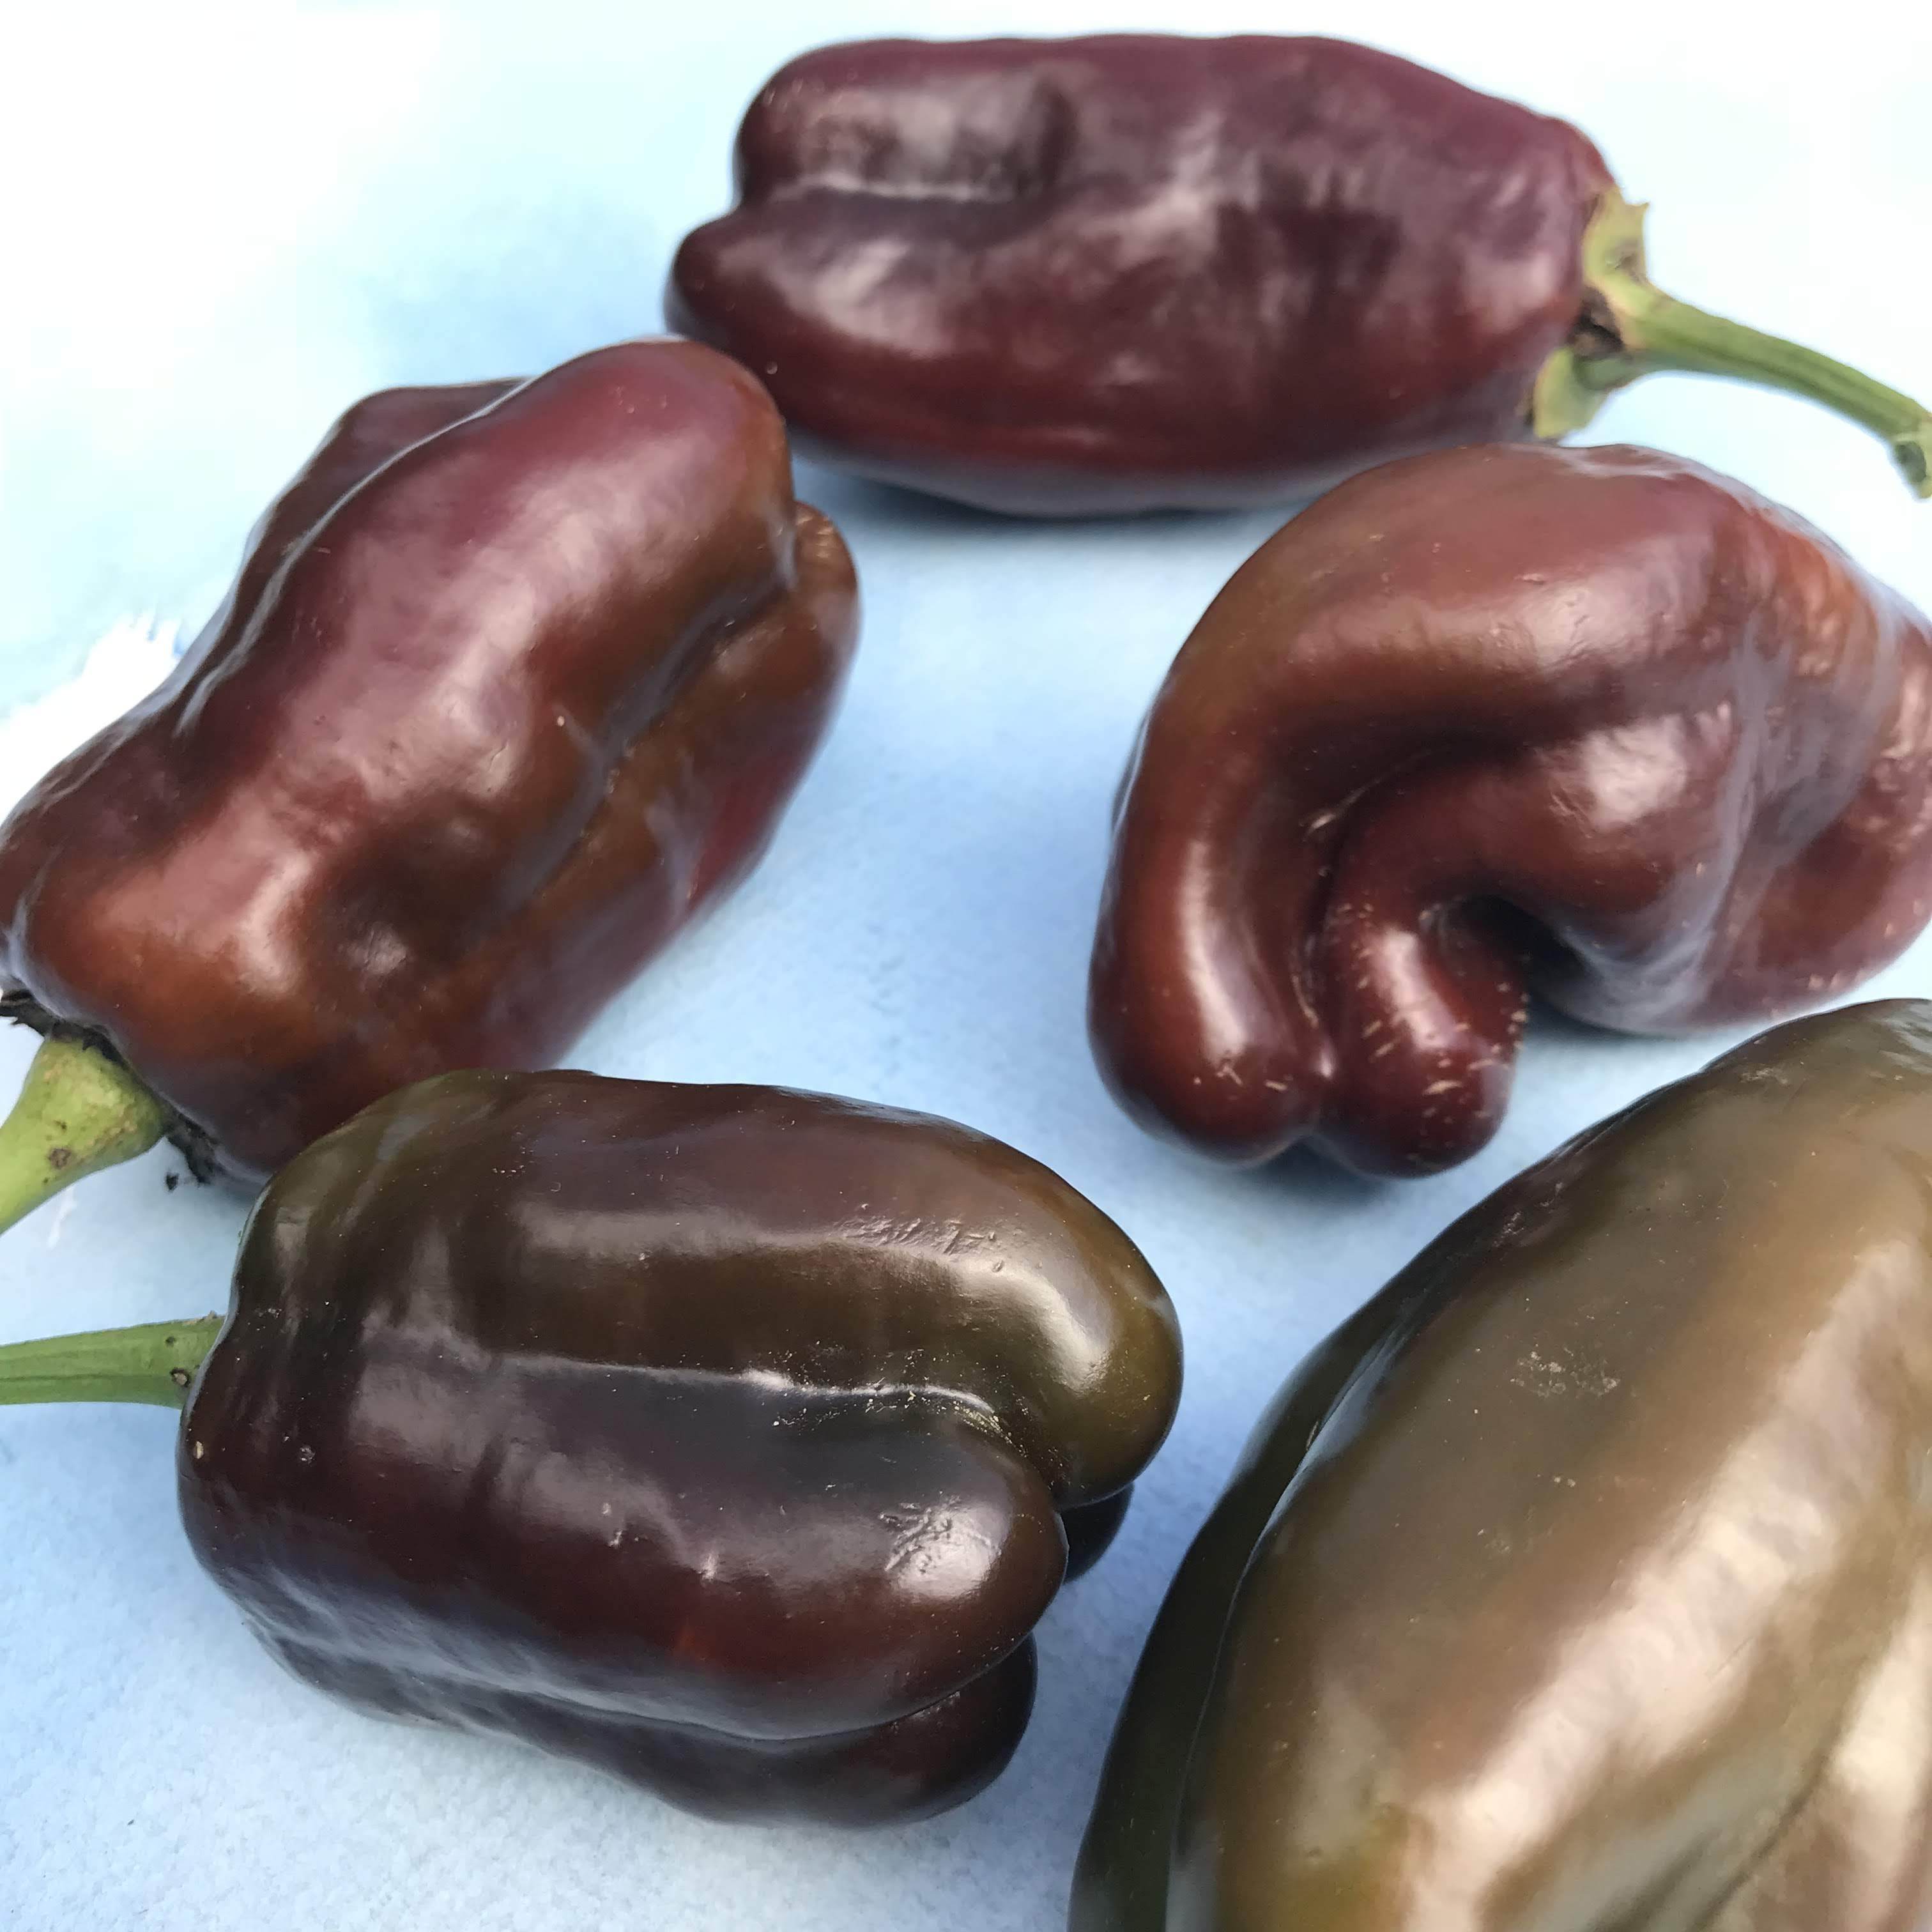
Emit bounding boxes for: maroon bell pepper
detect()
[1091,443,1932,1176]
[0,337,858,1233]
[669,35,1931,514]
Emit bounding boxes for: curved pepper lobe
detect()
[1090,442,1932,1176]
[178,1071,1181,1823]
[1073,1000,1932,1931]
[280,1630,1044,1827]
[668,35,1610,514]
[0,339,858,1179]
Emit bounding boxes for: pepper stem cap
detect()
[0,1034,171,1241]
[0,1313,221,1407]
[1533,188,1932,499]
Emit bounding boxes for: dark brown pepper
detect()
[163,1071,1183,1823]
[1091,443,1932,1176]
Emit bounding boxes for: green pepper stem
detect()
[0,1313,220,1407]
[0,1034,171,1240]
[1533,189,1932,499]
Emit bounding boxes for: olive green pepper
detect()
[1075,999,1932,1931]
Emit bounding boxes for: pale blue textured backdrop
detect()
[2,3,1929,1927]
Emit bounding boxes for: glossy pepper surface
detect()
[668,35,1932,516]
[1091,443,1932,1177]
[0,338,857,1213]
[1074,999,1932,1932]
[128,1070,1181,1823]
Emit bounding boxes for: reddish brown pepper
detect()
[1091,443,1932,1176]
[669,36,1931,514]
[0,338,857,1225]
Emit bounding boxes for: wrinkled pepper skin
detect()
[1074,1000,1932,1932]
[1091,443,1932,1177]
[0,339,857,1180]
[179,1071,1183,1825]
[668,36,1612,514]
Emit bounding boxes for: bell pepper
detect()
[0,338,858,1235]
[1091,442,1932,1176]
[1073,997,1932,1931]
[668,34,1932,516]
[0,1068,1182,1822]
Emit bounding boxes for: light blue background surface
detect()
[2,3,1929,1926]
